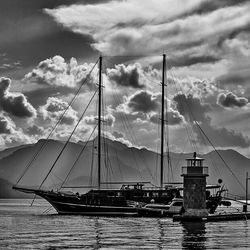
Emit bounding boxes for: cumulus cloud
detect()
[150,108,185,125]
[0,112,33,149]
[116,90,184,126]
[24,56,97,89]
[112,131,124,139]
[39,97,78,126]
[26,125,45,136]
[107,64,144,89]
[0,114,15,134]
[217,92,249,108]
[84,113,115,127]
[173,93,250,147]
[126,90,160,113]
[173,94,211,123]
[0,77,36,118]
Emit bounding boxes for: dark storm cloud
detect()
[107,64,145,89]
[0,0,97,73]
[127,91,159,113]
[0,77,36,118]
[168,54,221,68]
[217,92,248,108]
[173,93,250,147]
[186,0,250,16]
[216,68,250,86]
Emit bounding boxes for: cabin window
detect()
[173,202,183,206]
[162,192,169,197]
[152,192,159,197]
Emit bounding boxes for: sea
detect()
[0,199,250,250]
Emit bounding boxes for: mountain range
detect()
[0,138,249,198]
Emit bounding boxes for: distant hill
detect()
[0,138,249,198]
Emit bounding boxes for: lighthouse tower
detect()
[181,152,209,218]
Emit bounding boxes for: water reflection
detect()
[182,221,206,249]
[157,219,164,250]
[94,217,101,250]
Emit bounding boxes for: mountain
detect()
[0,138,249,198]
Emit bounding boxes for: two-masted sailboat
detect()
[13,55,185,216]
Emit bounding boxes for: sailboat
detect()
[13,55,188,216]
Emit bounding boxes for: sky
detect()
[0,0,250,156]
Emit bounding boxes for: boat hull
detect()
[37,190,139,216]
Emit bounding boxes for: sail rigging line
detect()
[38,88,98,191]
[193,120,245,191]
[107,83,146,182]
[167,67,198,153]
[171,65,245,190]
[104,56,158,183]
[164,65,174,183]
[14,59,99,187]
[169,67,224,178]
[89,138,95,187]
[115,150,124,183]
[60,123,98,190]
[155,112,160,184]
[168,65,243,189]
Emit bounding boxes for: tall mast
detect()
[98,56,102,190]
[160,54,166,189]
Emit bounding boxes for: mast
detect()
[160,54,166,189]
[98,56,102,190]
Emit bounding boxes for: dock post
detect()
[244,172,250,212]
[181,152,209,219]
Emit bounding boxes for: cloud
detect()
[187,0,250,16]
[116,90,184,126]
[217,92,249,108]
[173,93,250,147]
[150,108,185,125]
[112,131,124,139]
[215,32,250,88]
[107,63,144,89]
[25,125,44,136]
[168,54,220,68]
[126,90,160,113]
[173,93,211,123]
[45,0,250,68]
[39,97,78,126]
[24,56,97,89]
[0,112,33,149]
[0,114,15,134]
[0,77,37,118]
[84,113,115,127]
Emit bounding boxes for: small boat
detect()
[137,197,184,217]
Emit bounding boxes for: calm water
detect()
[0,199,250,249]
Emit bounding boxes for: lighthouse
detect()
[181,152,209,218]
